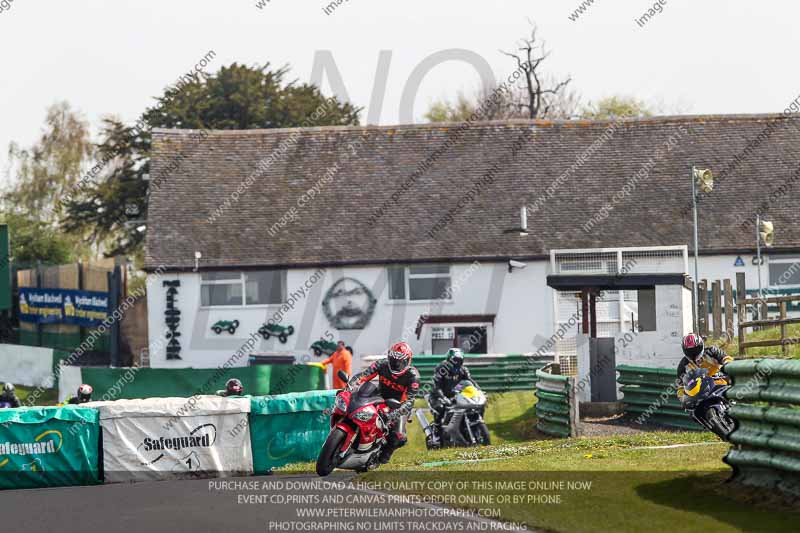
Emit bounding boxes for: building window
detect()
[245,271,285,305]
[387,264,451,301]
[201,271,286,307]
[769,256,800,287]
[388,266,406,300]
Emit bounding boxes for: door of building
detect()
[455,326,487,353]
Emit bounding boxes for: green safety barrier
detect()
[80,364,325,401]
[616,365,698,430]
[0,407,100,490]
[535,369,578,438]
[724,359,800,497]
[402,354,553,393]
[249,390,336,473]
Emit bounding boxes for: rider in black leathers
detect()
[0,383,21,408]
[429,348,473,426]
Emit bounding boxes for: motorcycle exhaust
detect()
[415,409,433,438]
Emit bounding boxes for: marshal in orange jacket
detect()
[321,346,353,389]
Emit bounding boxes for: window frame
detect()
[199,271,287,308]
[387,264,453,303]
[768,256,800,288]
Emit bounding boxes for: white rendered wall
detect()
[145,252,796,372]
[574,285,692,402]
[146,260,554,371]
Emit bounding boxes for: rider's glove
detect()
[680,393,693,409]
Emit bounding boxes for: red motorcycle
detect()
[316,371,401,476]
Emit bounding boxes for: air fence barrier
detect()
[249,389,336,474]
[0,406,100,489]
[57,364,326,403]
[364,353,554,392]
[534,367,579,438]
[0,389,335,490]
[724,358,800,497]
[616,365,698,430]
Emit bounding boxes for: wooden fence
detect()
[737,291,800,357]
[695,273,800,355]
[695,277,736,341]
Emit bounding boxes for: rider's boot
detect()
[378,446,395,464]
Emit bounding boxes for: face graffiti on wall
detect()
[322,277,377,330]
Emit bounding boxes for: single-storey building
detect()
[144,114,800,374]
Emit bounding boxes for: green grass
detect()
[711,323,800,358]
[365,436,798,533]
[281,390,797,532]
[279,391,540,474]
[11,385,58,406]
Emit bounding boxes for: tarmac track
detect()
[0,472,532,533]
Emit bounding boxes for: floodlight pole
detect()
[691,166,700,332]
[756,214,763,299]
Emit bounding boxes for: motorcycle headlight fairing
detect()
[686,378,703,397]
[352,406,377,422]
[334,394,348,413]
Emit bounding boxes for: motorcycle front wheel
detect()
[705,407,735,440]
[316,428,347,476]
[475,422,491,445]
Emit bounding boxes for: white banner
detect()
[91,397,253,483]
[57,364,82,402]
[0,343,55,388]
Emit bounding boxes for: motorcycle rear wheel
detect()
[316,428,347,476]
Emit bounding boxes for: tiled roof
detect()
[145,114,800,270]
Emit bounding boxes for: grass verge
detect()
[282,390,797,532]
[13,385,58,406]
[712,323,800,358]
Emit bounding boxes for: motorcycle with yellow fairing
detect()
[682,367,735,439]
[417,380,490,449]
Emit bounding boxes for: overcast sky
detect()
[1,0,798,177]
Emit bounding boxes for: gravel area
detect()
[578,414,682,437]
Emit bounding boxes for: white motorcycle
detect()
[416,379,490,449]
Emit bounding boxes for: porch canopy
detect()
[546,273,692,337]
[546,273,692,292]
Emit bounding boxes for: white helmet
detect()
[77,384,93,403]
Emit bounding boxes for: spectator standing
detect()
[321,341,352,389]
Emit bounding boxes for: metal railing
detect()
[363,353,554,392]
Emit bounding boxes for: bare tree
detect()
[501,24,573,119]
[423,23,580,123]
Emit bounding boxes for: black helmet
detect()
[681,333,704,360]
[77,384,93,403]
[446,348,464,369]
[226,378,244,396]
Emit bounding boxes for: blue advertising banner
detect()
[19,288,109,327]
